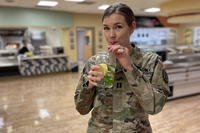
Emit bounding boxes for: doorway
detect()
[76,27,95,62]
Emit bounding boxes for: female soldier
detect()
[74,3,169,133]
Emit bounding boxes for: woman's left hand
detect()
[108,45,133,69]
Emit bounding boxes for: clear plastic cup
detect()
[95,52,116,88]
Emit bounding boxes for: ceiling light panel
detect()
[144,7,160,13]
[64,0,85,2]
[37,1,58,7]
[98,4,109,10]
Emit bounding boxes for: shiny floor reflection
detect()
[0,72,199,133]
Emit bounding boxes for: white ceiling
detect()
[0,0,170,16]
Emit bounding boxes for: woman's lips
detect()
[109,41,117,45]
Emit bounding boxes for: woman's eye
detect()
[103,27,109,31]
[116,25,123,29]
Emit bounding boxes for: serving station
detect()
[165,53,200,99]
[18,54,68,76]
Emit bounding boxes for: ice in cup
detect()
[95,52,116,88]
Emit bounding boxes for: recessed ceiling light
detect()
[64,0,85,2]
[144,7,160,13]
[37,1,58,7]
[98,4,109,10]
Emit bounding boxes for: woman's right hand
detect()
[108,44,133,70]
[87,65,103,88]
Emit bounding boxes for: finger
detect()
[110,46,126,57]
[90,81,97,86]
[91,76,102,82]
[108,45,115,52]
[89,70,103,78]
[88,78,97,86]
[87,75,101,86]
[115,46,125,54]
[88,75,97,83]
[111,45,121,51]
[117,47,126,54]
[91,65,101,71]
[107,45,112,51]
[107,45,120,55]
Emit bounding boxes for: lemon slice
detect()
[98,63,108,76]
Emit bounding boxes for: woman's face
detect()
[102,13,135,47]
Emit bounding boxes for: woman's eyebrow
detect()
[103,22,123,26]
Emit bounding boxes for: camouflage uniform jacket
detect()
[74,45,169,133]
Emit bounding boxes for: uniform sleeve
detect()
[74,60,96,115]
[123,56,169,115]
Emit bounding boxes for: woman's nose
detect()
[110,29,116,38]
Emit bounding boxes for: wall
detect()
[28,26,62,47]
[63,13,106,62]
[0,7,73,27]
[176,24,198,45]
[157,16,179,28]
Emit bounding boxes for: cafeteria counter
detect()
[164,53,200,99]
[18,54,68,76]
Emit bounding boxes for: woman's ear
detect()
[130,21,136,34]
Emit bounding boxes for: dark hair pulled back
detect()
[102,3,135,26]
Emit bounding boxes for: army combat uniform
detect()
[74,44,169,133]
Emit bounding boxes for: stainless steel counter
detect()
[165,53,200,99]
[0,49,18,67]
[20,54,67,60]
